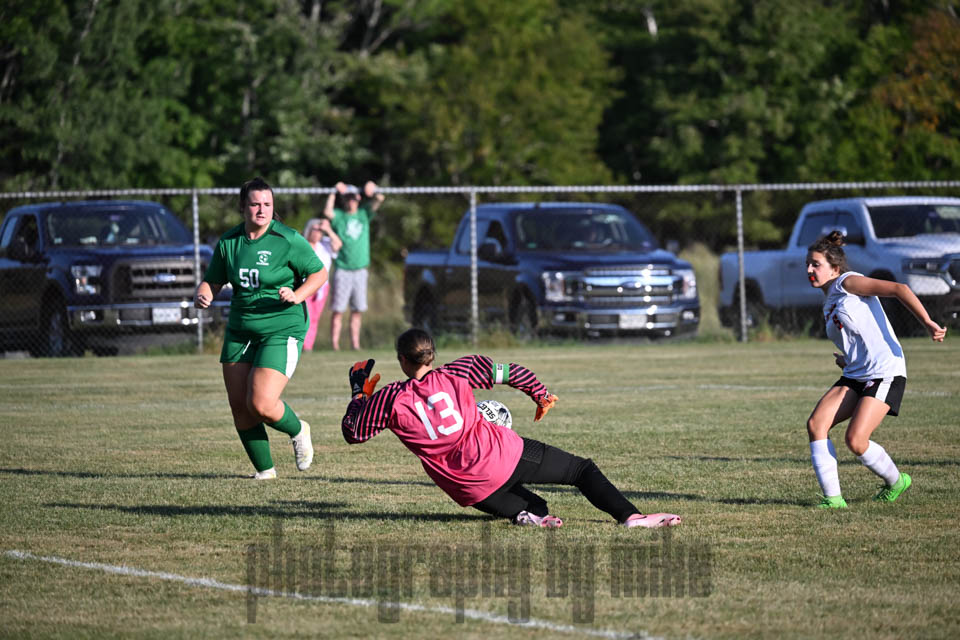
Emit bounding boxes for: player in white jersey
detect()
[805,231,946,508]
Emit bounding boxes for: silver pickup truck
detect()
[718,196,960,334]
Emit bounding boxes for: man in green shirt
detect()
[323,180,385,350]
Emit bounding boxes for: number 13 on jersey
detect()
[414,392,464,440]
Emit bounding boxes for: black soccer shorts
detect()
[834,375,906,416]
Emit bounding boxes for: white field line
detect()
[5,550,655,640]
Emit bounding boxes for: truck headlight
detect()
[542,271,571,302]
[71,264,102,295]
[676,268,697,300]
[902,258,943,274]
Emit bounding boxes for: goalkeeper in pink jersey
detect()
[340,328,681,529]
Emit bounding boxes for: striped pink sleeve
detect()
[440,355,548,402]
[341,382,401,444]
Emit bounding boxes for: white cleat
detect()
[291,420,314,471]
[623,513,682,528]
[252,467,277,480]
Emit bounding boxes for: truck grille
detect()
[584,265,672,277]
[110,258,202,302]
[574,266,677,307]
[581,293,674,306]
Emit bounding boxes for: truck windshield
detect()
[868,204,960,239]
[515,209,656,252]
[45,207,192,247]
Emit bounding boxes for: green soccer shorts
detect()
[220,329,304,378]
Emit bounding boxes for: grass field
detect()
[1,338,958,639]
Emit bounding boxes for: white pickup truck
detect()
[718,196,960,334]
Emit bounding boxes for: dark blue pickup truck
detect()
[0,200,230,356]
[403,202,700,337]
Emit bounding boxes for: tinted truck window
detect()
[868,204,960,238]
[46,207,192,247]
[515,209,655,252]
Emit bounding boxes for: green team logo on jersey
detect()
[345,218,364,241]
[257,250,271,266]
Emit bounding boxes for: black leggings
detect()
[472,438,640,524]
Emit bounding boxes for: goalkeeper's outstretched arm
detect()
[441,354,558,422]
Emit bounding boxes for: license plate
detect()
[152,307,183,324]
[618,314,648,329]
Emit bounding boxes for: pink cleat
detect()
[623,513,681,528]
[514,510,563,528]
[540,515,564,528]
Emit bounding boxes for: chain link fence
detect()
[1,181,958,357]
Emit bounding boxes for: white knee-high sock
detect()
[810,438,841,497]
[857,441,900,486]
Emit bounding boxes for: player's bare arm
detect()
[194,281,222,309]
[320,218,343,252]
[843,275,946,342]
[363,180,385,211]
[279,269,327,305]
[322,191,336,220]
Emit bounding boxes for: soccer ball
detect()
[477,399,512,429]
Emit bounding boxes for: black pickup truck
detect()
[403,202,700,338]
[0,200,230,356]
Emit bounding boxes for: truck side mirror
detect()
[8,237,33,262]
[478,238,504,261]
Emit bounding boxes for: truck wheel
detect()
[510,296,538,341]
[732,293,767,333]
[33,301,77,358]
[412,294,438,333]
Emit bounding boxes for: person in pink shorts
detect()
[340,328,681,529]
[301,218,341,351]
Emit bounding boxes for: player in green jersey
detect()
[195,177,328,479]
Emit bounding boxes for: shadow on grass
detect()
[529,485,811,506]
[44,501,481,523]
[6,466,808,507]
[0,467,237,480]
[0,467,435,487]
[311,474,436,488]
[46,502,346,519]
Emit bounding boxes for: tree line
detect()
[2,0,958,254]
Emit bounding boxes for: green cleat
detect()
[817,495,848,509]
[874,473,912,503]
